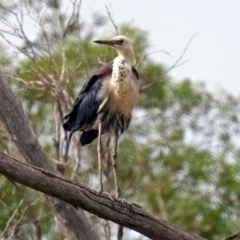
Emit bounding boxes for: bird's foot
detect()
[103,192,115,201]
[97,190,115,201]
[117,197,132,205]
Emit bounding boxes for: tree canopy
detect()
[0,1,240,239]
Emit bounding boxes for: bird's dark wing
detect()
[132,66,139,80]
[79,65,139,146]
[63,62,113,140]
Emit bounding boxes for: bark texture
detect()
[0,152,206,240]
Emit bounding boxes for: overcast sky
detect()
[81,0,240,96]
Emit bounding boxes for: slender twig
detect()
[1,199,24,238]
[137,49,172,68]
[140,33,198,92]
[105,5,118,35]
[53,101,60,162]
[71,138,81,181]
[103,220,111,240]
[62,0,77,39]
[9,179,42,240]
[67,61,82,83]
[166,33,198,73]
[117,225,124,240]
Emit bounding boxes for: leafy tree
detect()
[0,1,240,240]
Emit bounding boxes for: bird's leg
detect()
[111,134,121,198]
[98,121,103,193]
[112,136,124,240]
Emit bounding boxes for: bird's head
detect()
[94,35,136,65]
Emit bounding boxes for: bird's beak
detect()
[93,40,112,45]
[93,39,121,46]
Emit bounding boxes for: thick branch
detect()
[0,71,99,240]
[0,152,206,240]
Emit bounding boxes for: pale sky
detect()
[82,0,240,96]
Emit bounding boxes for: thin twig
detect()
[166,33,198,73]
[71,138,81,181]
[103,220,111,240]
[1,199,24,238]
[137,49,172,68]
[62,0,78,39]
[140,33,198,92]
[9,179,42,240]
[105,5,118,35]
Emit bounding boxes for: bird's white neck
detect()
[116,49,136,66]
[112,56,132,85]
[97,53,139,117]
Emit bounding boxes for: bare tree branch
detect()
[140,33,198,92]
[62,0,82,39]
[103,220,111,240]
[1,199,24,238]
[105,5,119,35]
[8,179,42,240]
[166,33,198,73]
[224,232,240,240]
[0,151,206,240]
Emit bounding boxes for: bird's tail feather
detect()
[80,130,98,146]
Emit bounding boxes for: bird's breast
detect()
[109,78,139,116]
[97,62,139,117]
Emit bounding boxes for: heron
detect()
[63,35,139,198]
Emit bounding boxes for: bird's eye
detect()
[119,39,124,45]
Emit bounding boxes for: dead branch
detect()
[8,179,42,240]
[140,33,198,92]
[103,220,111,240]
[137,50,172,68]
[1,199,24,238]
[62,0,82,39]
[0,151,206,240]
[105,5,119,35]
[166,33,198,73]
[224,232,240,240]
